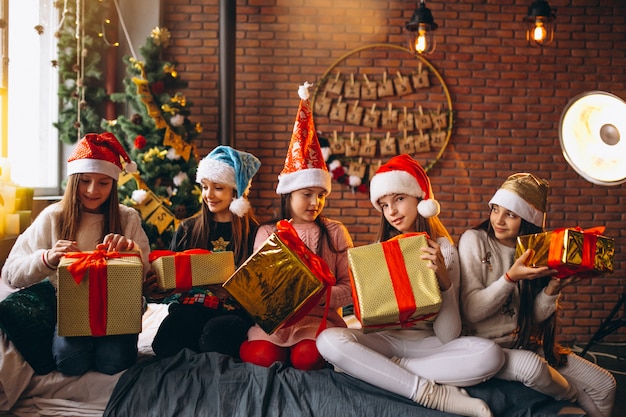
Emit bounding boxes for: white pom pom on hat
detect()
[369,154,440,218]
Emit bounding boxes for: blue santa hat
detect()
[196,146,261,217]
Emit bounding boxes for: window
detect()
[6,0,60,194]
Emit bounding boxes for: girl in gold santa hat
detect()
[459,173,616,417]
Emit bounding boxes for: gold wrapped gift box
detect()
[57,251,143,337]
[347,233,441,333]
[515,227,614,278]
[223,221,334,335]
[150,250,236,292]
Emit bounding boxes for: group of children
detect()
[0,83,617,417]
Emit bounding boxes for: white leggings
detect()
[316,328,504,401]
[497,348,616,417]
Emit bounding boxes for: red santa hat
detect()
[67,132,137,180]
[275,82,332,195]
[369,154,440,218]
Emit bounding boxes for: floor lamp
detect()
[559,91,626,356]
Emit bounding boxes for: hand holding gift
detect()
[505,249,558,284]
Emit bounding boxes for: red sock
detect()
[290,339,326,371]
[240,340,288,367]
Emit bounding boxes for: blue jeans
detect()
[52,327,138,376]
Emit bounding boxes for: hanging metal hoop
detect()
[312,43,453,172]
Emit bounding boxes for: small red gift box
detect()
[149,249,236,292]
[347,233,442,333]
[57,250,143,337]
[515,226,614,278]
[223,220,336,334]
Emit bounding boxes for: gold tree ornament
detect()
[150,27,171,47]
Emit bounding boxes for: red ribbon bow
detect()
[547,226,605,278]
[64,250,141,337]
[149,249,213,292]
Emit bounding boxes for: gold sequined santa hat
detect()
[369,154,440,218]
[67,132,137,180]
[275,82,332,195]
[489,172,549,228]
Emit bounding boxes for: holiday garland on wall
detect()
[312,44,454,194]
[102,27,202,250]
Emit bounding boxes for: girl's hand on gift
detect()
[421,239,451,291]
[46,239,80,267]
[544,275,581,296]
[506,249,558,284]
[142,270,174,301]
[97,233,136,252]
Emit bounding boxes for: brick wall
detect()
[158,0,626,345]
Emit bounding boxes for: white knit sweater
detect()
[1,203,150,291]
[458,229,558,347]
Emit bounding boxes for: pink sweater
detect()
[246,218,354,346]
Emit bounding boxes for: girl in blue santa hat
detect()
[149,145,262,360]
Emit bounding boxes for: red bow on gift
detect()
[64,250,141,337]
[149,249,212,292]
[548,226,605,279]
[275,220,336,334]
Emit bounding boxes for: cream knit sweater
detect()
[1,203,150,291]
[458,229,558,347]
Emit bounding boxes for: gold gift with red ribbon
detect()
[515,226,614,279]
[347,233,441,333]
[149,249,235,292]
[57,250,143,337]
[223,220,336,335]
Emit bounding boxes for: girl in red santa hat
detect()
[316,154,505,417]
[1,132,150,376]
[239,83,354,371]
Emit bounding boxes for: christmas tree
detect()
[53,0,111,144]
[102,27,203,249]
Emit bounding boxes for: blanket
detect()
[104,349,585,417]
[0,281,56,374]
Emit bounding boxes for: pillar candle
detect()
[0,206,5,237]
[5,213,20,236]
[0,185,16,213]
[0,158,10,183]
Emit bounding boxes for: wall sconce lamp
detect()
[524,0,556,47]
[405,0,438,55]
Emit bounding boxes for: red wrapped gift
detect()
[149,249,235,292]
[347,233,442,333]
[515,226,614,279]
[57,250,143,337]
[223,220,336,334]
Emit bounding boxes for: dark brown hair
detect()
[188,193,258,265]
